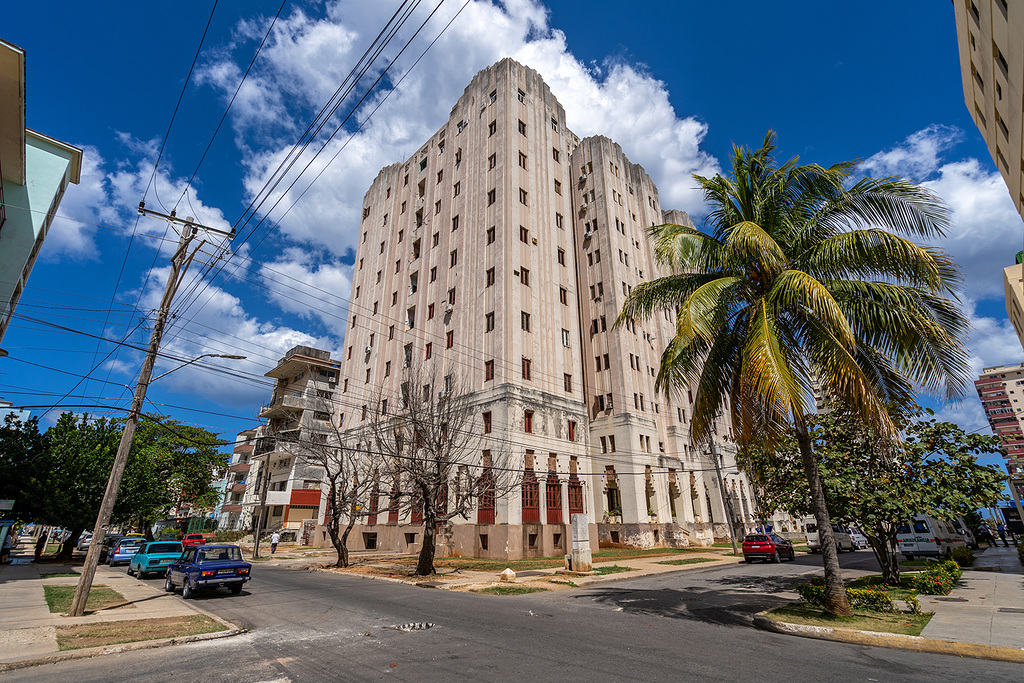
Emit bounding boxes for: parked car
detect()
[128,541,184,578]
[76,533,93,552]
[897,515,967,560]
[98,534,125,564]
[165,545,251,598]
[848,527,870,550]
[804,518,855,553]
[108,537,147,566]
[742,533,796,563]
[182,534,207,547]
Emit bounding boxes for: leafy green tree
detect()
[743,409,1005,584]
[0,413,46,521]
[619,133,970,615]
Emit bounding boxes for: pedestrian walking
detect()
[1,533,12,563]
[978,523,996,547]
[34,533,47,562]
[997,523,1008,547]
[270,531,280,555]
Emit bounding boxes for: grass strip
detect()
[470,585,548,596]
[39,572,79,578]
[401,557,566,572]
[593,565,635,575]
[655,557,719,566]
[846,575,919,600]
[43,585,130,614]
[593,547,721,560]
[767,602,932,636]
[55,615,226,650]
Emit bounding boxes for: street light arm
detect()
[150,353,246,383]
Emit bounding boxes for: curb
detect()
[752,613,1024,664]
[0,623,245,673]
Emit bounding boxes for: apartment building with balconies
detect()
[247,345,339,538]
[329,59,754,559]
[218,427,258,530]
[976,363,1024,461]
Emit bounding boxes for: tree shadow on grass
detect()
[571,585,794,627]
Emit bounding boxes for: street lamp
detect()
[151,353,247,382]
[69,352,245,616]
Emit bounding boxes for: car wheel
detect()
[138,570,148,580]
[164,577,175,593]
[772,550,781,563]
[904,554,914,561]
[230,584,242,595]
[126,565,135,576]
[744,557,753,564]
[789,550,796,561]
[182,580,193,600]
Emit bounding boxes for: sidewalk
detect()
[0,542,237,668]
[918,545,1024,650]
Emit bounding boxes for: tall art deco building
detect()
[330,59,756,559]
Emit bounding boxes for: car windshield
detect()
[913,520,930,534]
[147,543,182,554]
[805,523,817,532]
[198,547,243,562]
[745,535,769,542]
[118,541,143,551]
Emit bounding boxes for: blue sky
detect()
[2,1,1022,473]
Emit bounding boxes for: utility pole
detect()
[69,204,232,617]
[709,440,741,556]
[251,452,272,559]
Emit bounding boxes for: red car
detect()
[182,534,207,547]
[742,533,796,563]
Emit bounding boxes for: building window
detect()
[486,268,495,286]
[488,153,496,169]
[448,287,456,305]
[519,151,527,169]
[446,330,454,348]
[425,342,432,360]
[557,248,565,265]
[560,287,568,305]
[365,368,371,383]
[519,188,528,205]
[487,226,496,244]
[522,357,531,380]
[385,361,391,377]
[428,303,435,319]
[483,411,492,433]
[520,225,529,243]
[451,250,458,267]
[486,311,494,332]
[437,169,443,183]
[453,181,460,197]
[488,189,496,205]
[452,215,460,231]
[389,325,395,340]
[521,311,531,331]
[554,180,562,195]
[553,148,560,162]
[524,410,534,433]
[518,89,526,103]
[555,213,563,229]
[485,360,494,381]
[489,89,497,103]
[518,119,527,135]
[561,329,571,347]
[430,266,437,282]
[568,420,576,441]
[551,117,558,132]
[435,200,441,214]
[563,373,572,392]
[489,120,496,136]
[520,268,530,286]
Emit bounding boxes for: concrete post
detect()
[571,513,592,571]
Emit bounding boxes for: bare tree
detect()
[370,366,515,576]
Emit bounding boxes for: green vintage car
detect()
[127,541,184,578]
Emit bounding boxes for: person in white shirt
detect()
[270,532,280,554]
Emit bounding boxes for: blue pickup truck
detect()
[164,545,251,598]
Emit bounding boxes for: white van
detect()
[804,517,855,553]
[897,515,967,560]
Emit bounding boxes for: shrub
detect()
[951,546,974,567]
[797,584,896,612]
[904,594,923,615]
[1018,544,1024,567]
[901,562,960,595]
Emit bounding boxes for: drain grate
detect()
[385,622,435,631]
[998,607,1024,614]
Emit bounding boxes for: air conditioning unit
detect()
[581,202,588,209]
[438,390,448,399]
[584,231,593,240]
[365,346,372,354]
[531,237,538,245]
[444,303,454,313]
[594,296,602,302]
[580,173,587,181]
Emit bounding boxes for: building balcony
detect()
[234,443,255,454]
[229,462,251,473]
[259,393,308,419]
[263,490,290,506]
[230,482,247,493]
[220,504,243,513]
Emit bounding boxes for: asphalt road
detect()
[14,551,1021,681]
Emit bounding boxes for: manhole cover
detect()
[385,622,435,631]
[998,608,1024,614]
[935,597,968,602]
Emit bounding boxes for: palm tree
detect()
[618,132,969,615]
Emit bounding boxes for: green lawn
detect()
[768,602,931,636]
[846,574,920,601]
[593,565,635,575]
[43,585,129,614]
[655,557,719,567]
[471,585,548,596]
[39,571,79,578]
[56,615,225,650]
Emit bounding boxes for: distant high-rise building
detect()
[975,363,1024,483]
[328,59,754,559]
[0,38,83,346]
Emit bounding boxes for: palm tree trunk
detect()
[793,414,852,616]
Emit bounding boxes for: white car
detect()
[897,515,967,560]
[848,528,870,550]
[805,519,856,553]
